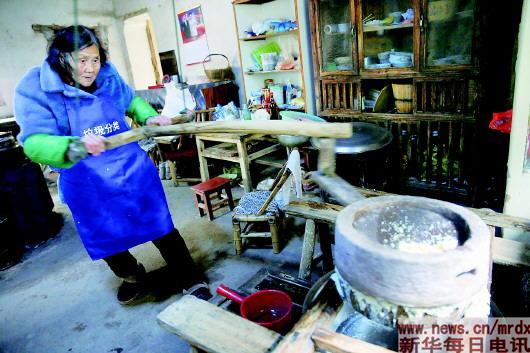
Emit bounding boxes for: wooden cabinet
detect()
[233,0,306,109]
[310,0,479,200]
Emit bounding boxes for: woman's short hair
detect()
[47,25,108,82]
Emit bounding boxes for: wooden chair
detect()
[232,162,293,254]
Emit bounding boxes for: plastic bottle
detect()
[241,104,252,120]
[285,80,293,104]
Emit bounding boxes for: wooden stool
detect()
[190,177,235,221]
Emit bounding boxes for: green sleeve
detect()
[23,134,75,169]
[126,96,158,126]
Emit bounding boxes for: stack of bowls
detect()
[389,52,413,68]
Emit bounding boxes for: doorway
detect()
[123,12,162,90]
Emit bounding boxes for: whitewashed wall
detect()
[113,0,314,110]
[0,0,131,118]
[504,0,530,243]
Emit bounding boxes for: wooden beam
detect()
[352,187,530,233]
[270,302,335,353]
[104,121,353,150]
[311,172,364,206]
[157,295,280,353]
[312,328,397,353]
[284,199,530,267]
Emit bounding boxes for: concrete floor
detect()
[0,181,310,353]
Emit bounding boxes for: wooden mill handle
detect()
[104,120,352,150]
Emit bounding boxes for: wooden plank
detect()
[284,198,530,267]
[201,152,241,163]
[105,121,352,151]
[248,143,281,161]
[492,237,530,267]
[254,155,286,168]
[312,328,397,353]
[241,232,275,238]
[240,29,299,41]
[157,295,280,353]
[205,142,239,156]
[270,302,335,353]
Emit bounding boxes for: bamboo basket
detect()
[395,99,413,113]
[391,83,413,100]
[203,54,234,81]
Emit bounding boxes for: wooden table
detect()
[195,133,282,192]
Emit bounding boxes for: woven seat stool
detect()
[190,177,235,221]
[232,191,281,254]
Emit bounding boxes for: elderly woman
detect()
[14,25,211,304]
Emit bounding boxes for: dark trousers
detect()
[103,228,204,288]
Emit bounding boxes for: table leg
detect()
[236,139,252,192]
[318,222,334,273]
[299,219,317,280]
[195,136,209,182]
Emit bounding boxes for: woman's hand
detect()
[146,115,172,126]
[81,134,106,156]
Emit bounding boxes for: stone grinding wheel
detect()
[335,196,491,307]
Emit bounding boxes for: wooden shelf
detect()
[363,22,413,32]
[240,29,299,41]
[233,0,275,4]
[245,69,299,75]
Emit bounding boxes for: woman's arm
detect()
[14,71,78,168]
[126,96,158,125]
[23,134,76,168]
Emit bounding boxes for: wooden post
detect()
[195,136,210,182]
[236,138,252,192]
[232,218,242,255]
[299,219,316,280]
[317,138,336,176]
[269,216,280,254]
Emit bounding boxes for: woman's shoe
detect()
[117,264,147,305]
[117,281,145,305]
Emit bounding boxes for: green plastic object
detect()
[277,111,326,147]
[251,41,281,66]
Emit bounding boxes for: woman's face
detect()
[70,44,101,87]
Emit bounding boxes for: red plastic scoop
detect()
[216,284,293,332]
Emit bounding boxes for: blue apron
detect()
[60,89,174,260]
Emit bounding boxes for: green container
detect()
[251,42,281,66]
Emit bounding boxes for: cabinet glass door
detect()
[318,0,355,73]
[425,0,476,67]
[361,0,415,70]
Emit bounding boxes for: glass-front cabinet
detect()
[317,0,357,73]
[312,0,478,76]
[359,0,417,71]
[424,0,476,68]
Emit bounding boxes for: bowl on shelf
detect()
[391,62,413,68]
[389,52,413,65]
[335,56,352,65]
[277,111,326,147]
[366,63,392,69]
[373,85,394,113]
[377,51,391,63]
[337,64,353,71]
